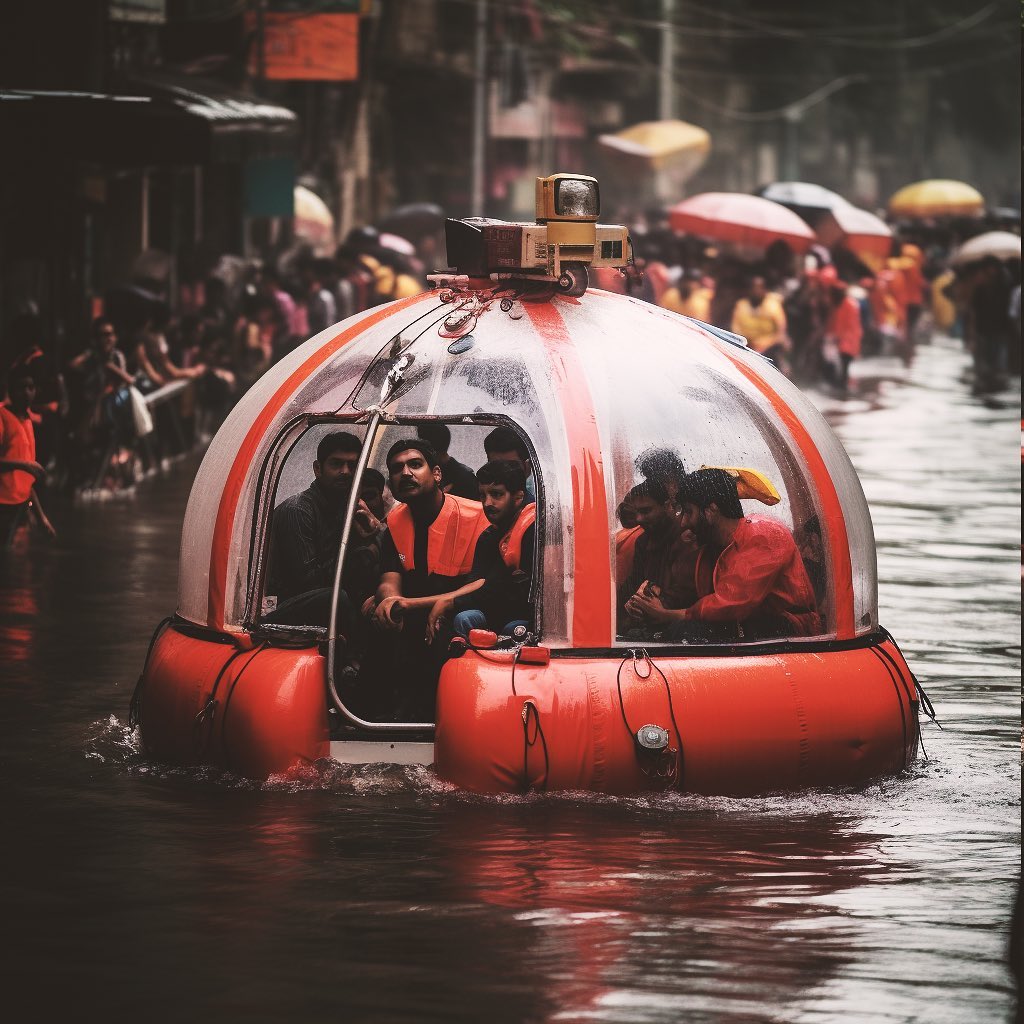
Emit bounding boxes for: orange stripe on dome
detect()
[206,296,428,630]
[524,300,612,647]
[718,349,856,639]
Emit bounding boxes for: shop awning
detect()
[0,73,298,165]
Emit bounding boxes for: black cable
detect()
[615,653,635,735]
[615,651,685,789]
[192,646,249,754]
[880,626,943,729]
[869,645,910,765]
[510,646,522,696]
[522,700,549,791]
[219,642,269,771]
[128,615,174,729]
[645,653,686,789]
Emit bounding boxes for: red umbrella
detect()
[816,202,892,268]
[669,192,815,252]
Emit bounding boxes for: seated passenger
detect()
[618,480,700,637]
[427,460,536,641]
[416,422,479,500]
[484,426,536,502]
[628,469,821,641]
[635,446,688,512]
[264,431,380,627]
[615,498,643,583]
[363,438,489,717]
[359,467,392,523]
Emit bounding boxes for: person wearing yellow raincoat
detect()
[661,270,714,322]
[730,276,788,359]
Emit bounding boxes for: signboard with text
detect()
[252,12,359,81]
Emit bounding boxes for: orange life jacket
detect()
[498,503,536,570]
[388,493,488,577]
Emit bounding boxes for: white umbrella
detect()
[294,185,334,255]
[759,181,846,211]
[951,231,1021,265]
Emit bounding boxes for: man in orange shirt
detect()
[629,470,820,642]
[1,366,55,548]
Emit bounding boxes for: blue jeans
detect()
[452,609,529,639]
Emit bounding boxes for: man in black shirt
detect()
[415,422,479,500]
[426,460,535,641]
[265,431,380,627]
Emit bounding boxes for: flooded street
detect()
[1,335,1019,1024]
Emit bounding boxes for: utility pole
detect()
[659,0,675,122]
[471,0,487,216]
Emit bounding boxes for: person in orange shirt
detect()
[731,276,789,362]
[1,366,55,548]
[820,268,863,394]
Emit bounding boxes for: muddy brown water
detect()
[0,335,1019,1023]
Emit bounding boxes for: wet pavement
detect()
[0,334,1019,1024]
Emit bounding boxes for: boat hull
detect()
[138,625,917,793]
[434,637,918,794]
[138,625,329,779]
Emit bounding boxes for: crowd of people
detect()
[1,208,1020,553]
[0,228,432,548]
[598,215,1021,397]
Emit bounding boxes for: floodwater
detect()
[1,334,1019,1024]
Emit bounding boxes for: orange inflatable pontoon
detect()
[135,178,922,794]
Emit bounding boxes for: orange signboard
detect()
[257,13,359,81]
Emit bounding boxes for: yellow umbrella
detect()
[888,179,984,219]
[598,119,711,177]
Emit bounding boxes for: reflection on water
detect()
[0,337,1019,1023]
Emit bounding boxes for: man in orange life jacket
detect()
[619,479,699,638]
[425,459,536,641]
[363,440,487,710]
[628,469,820,641]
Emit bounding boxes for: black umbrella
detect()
[377,202,445,239]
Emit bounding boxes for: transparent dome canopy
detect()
[177,289,877,647]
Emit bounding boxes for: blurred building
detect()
[1,0,1017,362]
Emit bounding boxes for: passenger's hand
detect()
[361,595,377,618]
[624,580,654,619]
[351,499,380,540]
[374,596,405,630]
[425,599,452,644]
[630,589,670,623]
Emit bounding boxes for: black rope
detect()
[869,645,910,764]
[521,699,549,791]
[880,626,943,730]
[510,646,522,696]
[192,646,249,754]
[128,615,174,729]
[220,642,269,771]
[646,653,686,788]
[615,653,635,735]
[615,650,685,789]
